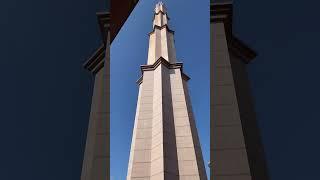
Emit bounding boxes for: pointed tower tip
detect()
[156,1,164,6]
[154,1,167,14]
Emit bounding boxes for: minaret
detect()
[127,2,207,180]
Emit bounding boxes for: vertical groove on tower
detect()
[150,64,164,178]
[161,65,179,179]
[161,29,169,61]
[170,68,208,179]
[155,29,162,64]
[127,70,154,179]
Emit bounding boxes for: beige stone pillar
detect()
[127,2,207,180]
[210,2,269,180]
[81,12,110,180]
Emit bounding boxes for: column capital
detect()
[148,24,175,36]
[97,11,110,45]
[211,2,257,63]
[136,57,190,85]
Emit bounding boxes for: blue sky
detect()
[110,0,210,179]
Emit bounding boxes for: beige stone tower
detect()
[126,2,207,180]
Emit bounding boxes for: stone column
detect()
[210,2,269,180]
[127,2,207,179]
[81,12,110,180]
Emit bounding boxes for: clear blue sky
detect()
[110,0,210,179]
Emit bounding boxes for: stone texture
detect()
[210,15,252,180]
[127,2,207,180]
[147,5,176,65]
[81,29,110,180]
[211,2,269,180]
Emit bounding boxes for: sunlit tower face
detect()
[126,2,207,180]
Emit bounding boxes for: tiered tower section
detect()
[127,2,207,180]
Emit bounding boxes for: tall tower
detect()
[127,2,207,179]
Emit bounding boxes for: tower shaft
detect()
[127,2,207,180]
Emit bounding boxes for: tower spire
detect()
[148,2,176,65]
[154,1,166,13]
[127,2,207,180]
[153,1,169,28]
